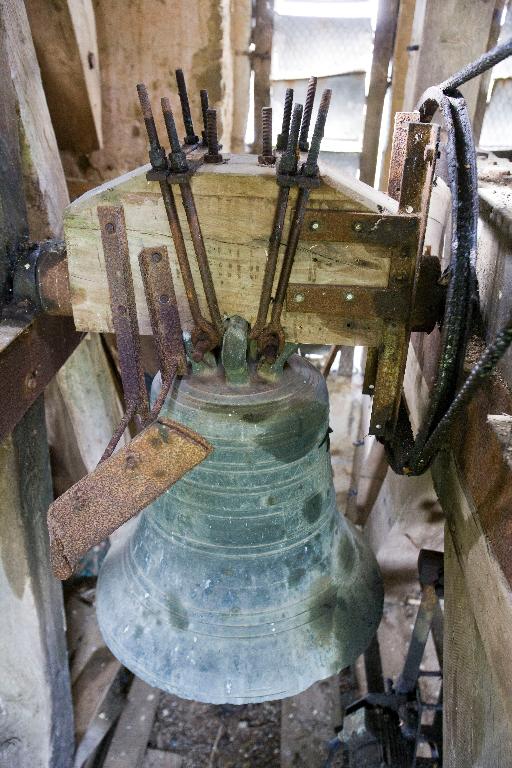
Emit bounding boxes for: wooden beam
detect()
[359,0,400,186]
[104,678,160,768]
[251,0,273,152]
[63,155,396,344]
[403,0,497,119]
[379,0,417,190]
[0,398,74,768]
[25,0,102,154]
[0,4,74,765]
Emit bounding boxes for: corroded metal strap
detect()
[98,204,149,430]
[48,419,213,579]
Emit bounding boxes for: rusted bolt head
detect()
[353,222,363,232]
[105,222,115,234]
[345,292,354,301]
[125,453,139,470]
[151,252,162,263]
[160,294,169,304]
[25,371,38,390]
[294,293,305,303]
[117,304,127,314]
[310,221,320,231]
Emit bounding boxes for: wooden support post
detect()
[0,3,75,765]
[252,0,273,153]
[359,0,400,186]
[403,0,498,119]
[0,399,74,767]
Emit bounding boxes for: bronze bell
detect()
[96,319,383,704]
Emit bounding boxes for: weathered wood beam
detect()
[251,0,273,152]
[359,0,400,186]
[403,0,497,118]
[25,0,102,154]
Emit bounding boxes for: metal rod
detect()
[271,186,310,323]
[276,88,293,150]
[200,89,209,146]
[175,68,199,144]
[136,83,167,170]
[253,186,290,332]
[161,97,188,173]
[303,88,332,177]
[205,108,223,163]
[298,76,317,152]
[179,183,224,335]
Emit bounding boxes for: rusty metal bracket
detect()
[301,210,419,246]
[99,204,149,435]
[48,418,212,580]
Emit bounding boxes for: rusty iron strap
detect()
[139,245,187,418]
[301,210,419,246]
[286,283,411,322]
[48,418,213,580]
[98,205,149,430]
[0,314,82,442]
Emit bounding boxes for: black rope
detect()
[381,37,512,475]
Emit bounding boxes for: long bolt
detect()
[276,88,293,151]
[303,89,332,177]
[278,103,303,176]
[161,97,188,173]
[258,107,276,165]
[298,76,318,152]
[179,183,224,335]
[204,108,223,163]
[271,187,310,324]
[200,89,209,146]
[136,83,167,170]
[175,68,199,145]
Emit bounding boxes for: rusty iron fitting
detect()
[258,107,276,165]
[276,88,294,151]
[278,103,303,176]
[298,76,318,152]
[136,83,167,170]
[175,68,199,145]
[204,108,223,163]
[200,89,209,146]
[12,239,72,317]
[161,97,189,174]
[302,89,332,178]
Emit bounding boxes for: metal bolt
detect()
[160,294,169,304]
[276,88,293,151]
[106,222,115,234]
[353,222,363,232]
[278,103,303,175]
[151,252,162,263]
[310,221,319,231]
[294,293,305,303]
[258,107,276,165]
[161,97,188,173]
[375,424,382,430]
[302,88,331,178]
[345,292,354,301]
[136,83,167,170]
[175,68,199,145]
[204,108,223,163]
[299,76,317,152]
[200,89,209,146]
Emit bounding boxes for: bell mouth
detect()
[96,353,383,704]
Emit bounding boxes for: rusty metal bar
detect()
[0,314,82,442]
[48,418,213,580]
[286,283,410,322]
[301,210,419,246]
[98,204,149,430]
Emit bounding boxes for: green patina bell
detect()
[96,318,383,704]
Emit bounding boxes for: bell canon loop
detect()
[96,319,383,704]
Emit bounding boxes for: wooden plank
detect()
[1,0,68,240]
[359,0,400,186]
[63,155,397,344]
[25,0,102,153]
[281,677,342,768]
[444,527,512,767]
[0,398,74,768]
[104,678,160,768]
[251,0,273,152]
[379,0,417,190]
[403,0,497,119]
[0,3,75,766]
[143,750,184,768]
